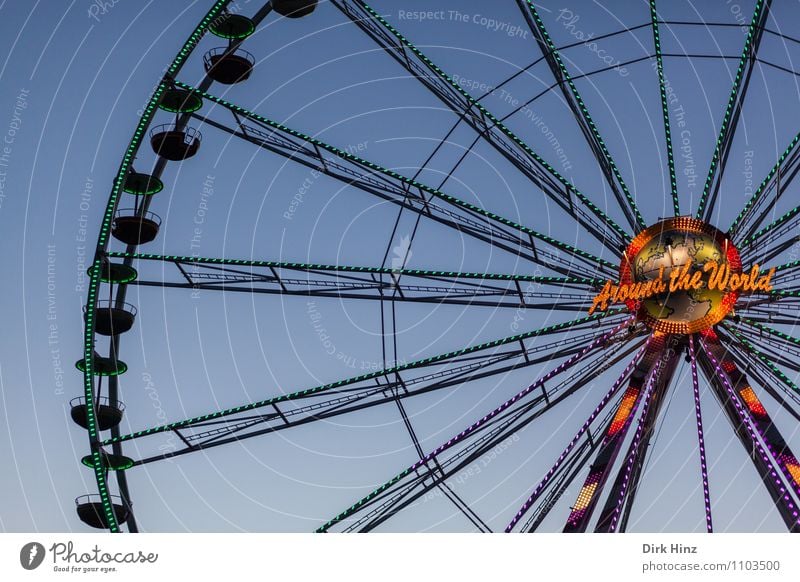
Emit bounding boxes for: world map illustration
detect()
[632,230,726,323]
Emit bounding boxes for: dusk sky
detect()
[1,0,799,533]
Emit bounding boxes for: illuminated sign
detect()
[589,261,775,314]
[591,217,769,334]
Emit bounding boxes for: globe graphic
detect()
[632,229,727,325]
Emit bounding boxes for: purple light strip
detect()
[689,335,713,533]
[708,337,800,501]
[505,335,652,532]
[405,317,636,474]
[701,339,800,526]
[739,391,800,500]
[607,354,666,532]
[319,316,637,532]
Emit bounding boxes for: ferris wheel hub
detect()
[621,217,742,334]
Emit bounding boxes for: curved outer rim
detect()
[80,0,233,532]
[619,217,743,335]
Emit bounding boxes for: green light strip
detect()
[347,1,631,243]
[174,81,618,271]
[81,0,233,533]
[774,260,800,273]
[101,309,625,446]
[696,0,766,219]
[650,0,679,216]
[524,0,646,230]
[108,251,605,286]
[741,204,800,247]
[722,323,800,395]
[729,133,800,237]
[739,317,800,346]
[767,289,800,298]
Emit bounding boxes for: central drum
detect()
[620,217,742,334]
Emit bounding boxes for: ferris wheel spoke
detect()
[716,334,800,423]
[176,84,617,279]
[102,311,631,450]
[731,335,800,375]
[515,0,646,232]
[744,239,800,269]
[335,341,632,532]
[722,323,800,397]
[505,337,654,532]
[327,0,631,250]
[315,317,638,531]
[727,320,800,374]
[739,208,800,265]
[517,345,656,533]
[729,131,800,239]
[131,331,628,466]
[736,317,800,353]
[731,313,799,326]
[687,335,714,532]
[595,347,681,533]
[107,251,603,310]
[772,258,800,283]
[561,333,671,532]
[517,423,601,533]
[699,335,800,531]
[338,338,644,533]
[648,1,680,216]
[734,302,800,322]
[696,0,772,221]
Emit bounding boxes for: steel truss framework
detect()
[76,0,800,533]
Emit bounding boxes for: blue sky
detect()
[1,0,799,532]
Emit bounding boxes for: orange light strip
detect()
[783,459,800,487]
[566,470,603,525]
[739,386,767,418]
[607,387,640,438]
[572,482,599,513]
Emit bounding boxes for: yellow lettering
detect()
[588,261,770,313]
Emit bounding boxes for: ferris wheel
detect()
[72,0,800,532]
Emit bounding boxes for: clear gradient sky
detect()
[1,0,799,532]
